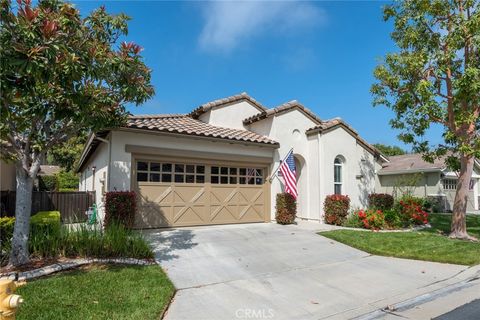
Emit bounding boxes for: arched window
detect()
[334,157,343,195]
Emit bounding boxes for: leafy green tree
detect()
[373,143,407,156]
[372,0,479,240]
[0,0,154,265]
[49,134,87,172]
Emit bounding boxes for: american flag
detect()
[280,150,297,199]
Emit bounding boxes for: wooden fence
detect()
[0,191,95,223]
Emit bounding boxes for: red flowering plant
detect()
[355,209,385,230]
[398,197,429,225]
[324,195,350,225]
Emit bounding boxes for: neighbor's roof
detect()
[189,92,267,119]
[243,100,322,125]
[378,153,446,175]
[38,165,62,176]
[127,114,279,145]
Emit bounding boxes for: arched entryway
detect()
[294,154,307,219]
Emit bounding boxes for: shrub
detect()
[56,171,79,190]
[0,217,15,245]
[355,209,385,230]
[343,212,363,228]
[38,175,58,191]
[105,191,136,228]
[368,193,394,211]
[383,209,402,229]
[324,195,350,225]
[396,196,429,225]
[275,193,296,225]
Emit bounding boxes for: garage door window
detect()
[137,161,205,183]
[211,166,263,185]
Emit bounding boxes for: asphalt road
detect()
[434,299,480,320]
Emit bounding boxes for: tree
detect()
[49,134,87,172]
[0,0,154,265]
[373,143,407,156]
[372,0,479,240]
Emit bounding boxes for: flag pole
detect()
[268,148,293,182]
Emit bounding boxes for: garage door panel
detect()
[173,206,206,225]
[134,159,268,228]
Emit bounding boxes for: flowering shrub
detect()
[368,193,394,211]
[324,195,350,226]
[275,193,296,225]
[398,197,429,225]
[355,209,385,230]
[105,191,137,228]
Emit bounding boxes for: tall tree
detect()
[0,0,154,265]
[372,0,479,240]
[49,134,88,172]
[373,143,407,156]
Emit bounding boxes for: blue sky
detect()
[71,0,444,151]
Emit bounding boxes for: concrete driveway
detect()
[144,222,470,320]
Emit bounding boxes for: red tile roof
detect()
[243,100,322,125]
[127,114,279,146]
[189,92,267,119]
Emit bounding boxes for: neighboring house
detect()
[38,165,62,177]
[0,160,16,191]
[77,92,388,228]
[376,153,480,212]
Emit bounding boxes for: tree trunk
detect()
[450,154,477,240]
[8,163,34,266]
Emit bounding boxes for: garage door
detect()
[133,158,269,228]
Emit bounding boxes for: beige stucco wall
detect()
[199,101,262,130]
[317,128,378,213]
[247,109,318,221]
[376,171,479,212]
[78,134,110,221]
[376,172,443,198]
[0,160,16,191]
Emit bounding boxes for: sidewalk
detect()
[345,265,480,320]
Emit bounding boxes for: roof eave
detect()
[377,168,443,175]
[118,127,280,149]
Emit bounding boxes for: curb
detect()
[352,272,480,320]
[0,258,156,281]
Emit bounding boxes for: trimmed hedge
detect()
[0,217,15,245]
[38,175,57,191]
[57,171,79,190]
[105,191,136,228]
[324,195,350,226]
[368,193,394,211]
[275,193,296,225]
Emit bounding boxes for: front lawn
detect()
[17,264,175,320]
[319,214,480,266]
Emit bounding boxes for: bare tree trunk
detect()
[450,154,477,240]
[8,163,34,266]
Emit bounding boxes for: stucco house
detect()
[77,92,389,228]
[376,153,480,212]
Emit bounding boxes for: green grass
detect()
[319,213,480,266]
[17,265,175,320]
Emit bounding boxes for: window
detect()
[334,157,343,195]
[211,166,263,185]
[442,178,475,191]
[136,161,205,183]
[443,179,457,190]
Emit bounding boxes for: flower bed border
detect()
[0,258,155,281]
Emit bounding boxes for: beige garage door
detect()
[133,158,269,228]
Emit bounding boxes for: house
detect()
[77,92,388,228]
[0,160,16,191]
[376,153,480,212]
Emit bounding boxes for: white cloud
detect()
[198,1,326,53]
